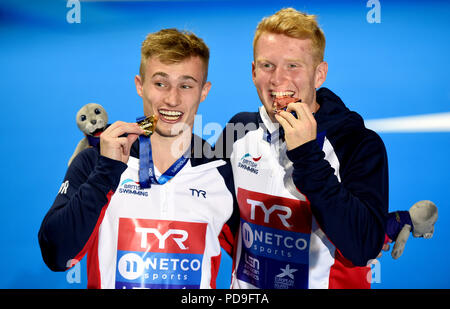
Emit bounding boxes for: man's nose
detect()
[164,87,180,106]
[269,67,287,86]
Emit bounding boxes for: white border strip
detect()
[365,112,450,133]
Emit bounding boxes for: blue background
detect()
[0,0,448,288]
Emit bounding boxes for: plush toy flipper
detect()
[68,137,89,166]
[391,224,411,259]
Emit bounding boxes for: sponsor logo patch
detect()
[118,178,148,197]
[238,153,262,174]
[115,218,207,289]
[236,188,312,289]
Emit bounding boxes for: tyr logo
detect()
[58,180,69,195]
[190,188,206,198]
[135,227,188,250]
[247,199,292,228]
[238,188,312,233]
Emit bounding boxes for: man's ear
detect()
[135,75,144,97]
[314,61,328,89]
[252,61,256,84]
[200,81,212,103]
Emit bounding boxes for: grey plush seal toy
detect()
[385,200,438,259]
[68,103,108,166]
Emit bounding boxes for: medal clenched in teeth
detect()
[137,115,158,136]
[272,92,301,119]
[272,91,300,114]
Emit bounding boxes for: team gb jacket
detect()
[214,87,389,289]
[38,135,239,289]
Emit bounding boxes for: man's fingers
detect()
[275,110,298,128]
[274,112,293,131]
[286,102,315,123]
[100,121,143,163]
[127,133,140,148]
[102,121,144,137]
[106,122,144,138]
[102,120,126,135]
[117,136,131,156]
[275,102,318,151]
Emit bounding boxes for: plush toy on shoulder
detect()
[68,103,108,166]
[385,200,438,259]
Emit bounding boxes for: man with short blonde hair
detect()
[39,28,238,289]
[139,28,210,83]
[253,8,325,65]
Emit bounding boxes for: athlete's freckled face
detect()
[252,32,327,122]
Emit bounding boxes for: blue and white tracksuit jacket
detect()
[38,135,239,289]
[214,87,389,289]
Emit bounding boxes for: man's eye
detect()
[260,63,274,70]
[181,84,192,89]
[155,82,166,87]
[288,63,303,69]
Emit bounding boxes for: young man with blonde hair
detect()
[39,28,238,289]
[217,8,388,289]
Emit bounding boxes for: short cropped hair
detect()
[253,8,326,65]
[139,28,210,82]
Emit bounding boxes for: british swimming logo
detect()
[241,153,262,162]
[238,153,262,174]
[118,178,148,197]
[115,218,207,289]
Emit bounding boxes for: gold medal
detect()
[137,115,158,136]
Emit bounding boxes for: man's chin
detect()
[155,125,191,139]
[262,104,278,122]
[155,129,182,138]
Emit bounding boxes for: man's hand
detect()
[274,102,317,151]
[100,121,144,164]
[377,239,392,258]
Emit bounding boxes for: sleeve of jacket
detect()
[217,161,240,256]
[38,148,128,271]
[286,131,389,266]
[212,112,259,256]
[212,112,260,162]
